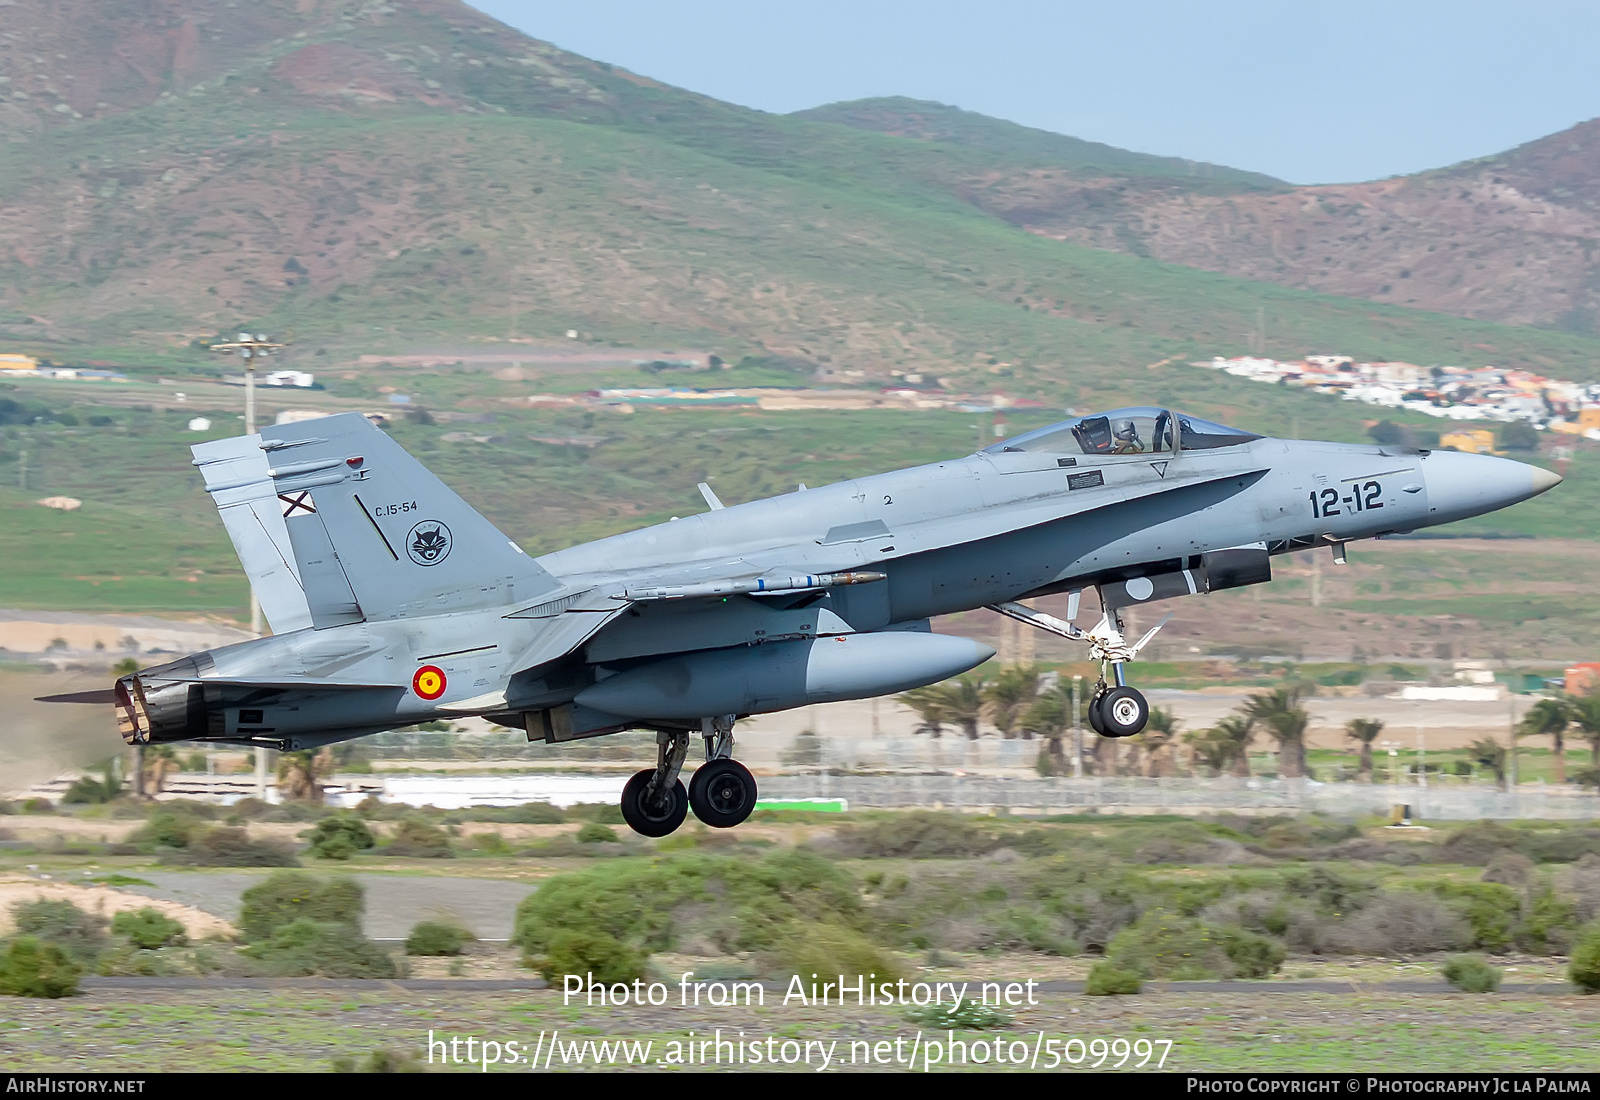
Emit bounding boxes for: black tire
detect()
[619,768,688,837]
[689,759,758,829]
[1087,692,1108,736]
[1099,686,1149,738]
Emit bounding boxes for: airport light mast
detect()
[209,333,287,801]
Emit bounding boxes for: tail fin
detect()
[192,434,315,634]
[257,412,560,625]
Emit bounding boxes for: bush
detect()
[535,929,645,985]
[383,818,454,858]
[247,918,397,979]
[770,922,902,985]
[1424,881,1520,953]
[238,872,364,943]
[12,899,108,963]
[446,802,564,825]
[1106,910,1282,980]
[306,814,377,860]
[1517,889,1580,954]
[1568,923,1600,993]
[1084,962,1142,995]
[0,936,82,997]
[159,826,298,867]
[331,1048,425,1073]
[1439,821,1526,865]
[131,810,202,850]
[511,850,861,958]
[1442,955,1502,993]
[1326,891,1471,956]
[829,812,997,858]
[576,823,620,844]
[111,908,187,950]
[565,803,625,826]
[405,920,472,957]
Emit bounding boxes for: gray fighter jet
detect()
[108,406,1559,835]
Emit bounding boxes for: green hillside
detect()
[792,96,1284,187]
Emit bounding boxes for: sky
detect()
[467,0,1600,185]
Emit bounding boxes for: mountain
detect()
[0,0,1596,385]
[810,100,1600,332]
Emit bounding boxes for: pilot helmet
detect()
[1113,419,1140,441]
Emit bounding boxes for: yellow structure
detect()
[1440,429,1498,454]
[1578,408,1600,431]
[0,353,38,371]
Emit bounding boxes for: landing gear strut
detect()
[619,716,758,836]
[688,715,757,829]
[990,595,1165,739]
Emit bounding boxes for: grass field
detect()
[3,805,1600,1072]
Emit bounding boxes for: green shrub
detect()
[247,918,397,979]
[1442,955,1502,993]
[447,803,564,825]
[771,922,902,984]
[238,872,363,943]
[0,936,82,997]
[1084,961,1142,995]
[510,850,860,958]
[1107,910,1281,980]
[111,908,187,950]
[1439,821,1526,865]
[1215,925,1287,979]
[306,814,377,860]
[160,826,298,867]
[830,812,996,858]
[1423,881,1521,952]
[131,810,201,850]
[383,818,454,858]
[11,899,108,963]
[1517,889,1580,954]
[405,920,472,957]
[565,803,625,825]
[576,822,619,844]
[535,929,645,985]
[905,999,1011,1030]
[1569,923,1600,993]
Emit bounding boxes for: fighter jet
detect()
[108,406,1559,835]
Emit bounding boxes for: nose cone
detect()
[1422,450,1562,526]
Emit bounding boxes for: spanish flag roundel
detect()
[412,665,447,700]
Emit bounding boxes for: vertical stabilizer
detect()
[191,435,314,634]
[258,413,560,622]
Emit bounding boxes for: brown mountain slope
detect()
[891,114,1600,332]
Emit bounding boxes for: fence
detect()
[754,774,1600,821]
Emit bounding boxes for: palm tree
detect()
[1345,718,1384,782]
[1022,681,1081,773]
[1183,715,1255,777]
[1467,737,1508,790]
[275,750,332,802]
[984,664,1041,740]
[899,684,951,739]
[1134,705,1180,777]
[1244,687,1311,778]
[943,674,988,740]
[1518,697,1572,784]
[1566,695,1600,768]
[141,745,178,796]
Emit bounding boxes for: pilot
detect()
[1111,419,1144,454]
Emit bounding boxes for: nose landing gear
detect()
[991,595,1165,739]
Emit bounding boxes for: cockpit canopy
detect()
[983,406,1262,457]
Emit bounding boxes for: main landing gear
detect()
[619,714,757,837]
[989,596,1168,739]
